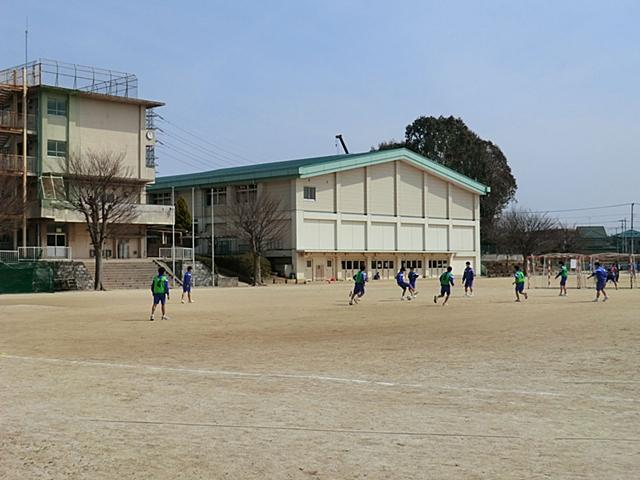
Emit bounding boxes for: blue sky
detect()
[2,0,639,228]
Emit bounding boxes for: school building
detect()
[0,59,173,259]
[148,148,490,281]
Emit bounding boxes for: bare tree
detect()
[493,209,559,261]
[67,150,140,290]
[227,193,288,285]
[0,176,23,236]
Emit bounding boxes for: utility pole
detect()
[171,186,176,286]
[335,134,349,154]
[210,187,215,287]
[21,65,27,248]
[631,203,635,289]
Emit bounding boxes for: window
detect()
[41,176,65,200]
[206,187,227,206]
[236,184,257,203]
[303,186,316,200]
[145,145,156,168]
[327,260,332,267]
[47,140,67,158]
[47,98,67,116]
[371,261,376,269]
[389,261,394,269]
[150,192,172,205]
[306,260,312,268]
[346,261,352,269]
[341,261,346,270]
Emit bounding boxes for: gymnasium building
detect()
[148,148,490,281]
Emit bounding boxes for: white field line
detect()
[1,353,637,404]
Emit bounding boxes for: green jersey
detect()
[152,275,169,295]
[439,271,454,286]
[514,271,526,284]
[559,265,568,278]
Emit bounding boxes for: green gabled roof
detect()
[148,147,491,194]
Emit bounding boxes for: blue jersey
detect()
[183,271,192,288]
[396,271,406,285]
[408,271,419,287]
[594,266,607,282]
[462,267,474,282]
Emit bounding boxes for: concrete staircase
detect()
[82,259,162,291]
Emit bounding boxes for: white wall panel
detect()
[427,175,448,218]
[451,186,474,220]
[339,168,365,214]
[397,162,423,217]
[369,162,395,215]
[369,222,396,250]
[399,223,424,251]
[339,221,366,250]
[451,226,475,251]
[301,174,335,212]
[427,224,448,251]
[302,219,336,250]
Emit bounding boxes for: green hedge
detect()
[196,254,271,284]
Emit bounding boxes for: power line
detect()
[156,141,221,171]
[158,128,244,168]
[155,144,207,172]
[155,114,256,164]
[528,203,632,214]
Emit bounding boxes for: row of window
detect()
[47,98,67,116]
[149,185,258,206]
[338,259,448,271]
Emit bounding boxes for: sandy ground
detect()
[0,278,638,480]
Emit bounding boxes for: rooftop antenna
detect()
[335,134,349,154]
[25,16,28,64]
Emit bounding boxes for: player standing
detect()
[513,265,528,302]
[555,261,568,296]
[462,261,474,297]
[349,265,367,305]
[150,267,170,321]
[181,265,194,303]
[396,266,413,301]
[588,262,609,302]
[433,266,454,306]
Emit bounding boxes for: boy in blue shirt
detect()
[513,265,528,302]
[396,267,414,301]
[150,267,170,321]
[555,261,569,297]
[349,265,367,305]
[433,266,454,306]
[588,262,609,302]
[408,267,419,299]
[462,261,475,297]
[181,265,194,304]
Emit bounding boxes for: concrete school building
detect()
[149,148,490,281]
[0,59,173,259]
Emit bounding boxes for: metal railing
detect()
[0,154,37,174]
[159,247,194,262]
[0,110,37,130]
[0,250,19,264]
[18,246,73,261]
[0,59,138,98]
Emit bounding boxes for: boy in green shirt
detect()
[555,261,568,297]
[433,266,454,306]
[513,265,528,302]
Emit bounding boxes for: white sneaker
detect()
[161,315,170,320]
[181,300,185,304]
[592,298,598,302]
[603,297,608,302]
[149,315,154,321]
[401,297,405,301]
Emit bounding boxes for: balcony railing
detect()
[18,246,73,261]
[0,154,37,175]
[0,110,37,130]
[159,247,194,262]
[36,201,174,225]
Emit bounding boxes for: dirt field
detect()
[1,278,638,479]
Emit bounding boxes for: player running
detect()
[408,267,419,298]
[513,265,528,302]
[150,267,170,321]
[181,265,194,303]
[555,261,568,296]
[396,266,414,301]
[433,266,454,306]
[349,265,367,305]
[588,262,609,302]
[462,261,474,297]
[606,265,618,290]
